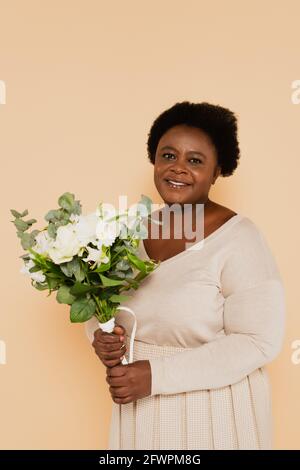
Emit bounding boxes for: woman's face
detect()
[153,124,221,206]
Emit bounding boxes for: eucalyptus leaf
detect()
[44,209,62,222]
[47,223,57,238]
[10,209,22,218]
[110,271,126,279]
[116,259,130,271]
[60,258,85,281]
[24,218,37,226]
[20,233,34,250]
[13,219,28,231]
[58,192,75,213]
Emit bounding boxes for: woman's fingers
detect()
[92,338,126,367]
[94,329,122,343]
[92,325,128,367]
[97,345,126,360]
[96,341,126,352]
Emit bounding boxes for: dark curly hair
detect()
[146,101,240,177]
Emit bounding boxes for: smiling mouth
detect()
[164,179,192,189]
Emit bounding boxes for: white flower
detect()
[20,259,46,283]
[94,203,122,247]
[31,230,52,258]
[73,212,98,246]
[95,218,121,247]
[82,246,109,268]
[48,223,82,264]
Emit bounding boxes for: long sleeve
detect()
[148,221,286,396]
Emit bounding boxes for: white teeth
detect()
[167,180,188,186]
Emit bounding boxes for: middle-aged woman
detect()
[86,101,286,450]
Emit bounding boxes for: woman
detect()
[86,101,286,450]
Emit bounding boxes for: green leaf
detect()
[58,192,75,212]
[109,294,132,303]
[47,223,57,238]
[56,285,76,305]
[99,274,125,287]
[24,218,37,226]
[29,264,43,273]
[13,219,28,231]
[21,209,29,217]
[34,282,49,291]
[126,251,146,272]
[69,282,101,295]
[70,297,96,323]
[110,270,126,278]
[46,276,61,290]
[19,253,31,260]
[20,233,34,250]
[45,209,62,222]
[72,200,82,215]
[116,259,130,271]
[60,258,85,281]
[93,259,111,273]
[10,209,22,218]
[45,272,63,279]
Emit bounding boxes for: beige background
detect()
[0,0,299,449]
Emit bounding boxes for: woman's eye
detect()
[161,153,202,164]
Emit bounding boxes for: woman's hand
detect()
[92,324,127,367]
[106,360,152,404]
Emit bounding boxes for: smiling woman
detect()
[148,101,240,209]
[86,101,285,450]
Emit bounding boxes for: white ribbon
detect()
[97,305,137,365]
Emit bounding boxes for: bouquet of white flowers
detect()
[11,192,160,364]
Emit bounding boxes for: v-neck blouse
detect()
[85,212,285,397]
[140,213,243,267]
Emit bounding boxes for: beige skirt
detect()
[108,337,273,450]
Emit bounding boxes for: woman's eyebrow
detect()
[160,145,207,159]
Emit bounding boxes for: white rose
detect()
[48,223,81,264]
[73,212,98,246]
[95,218,121,247]
[31,230,53,258]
